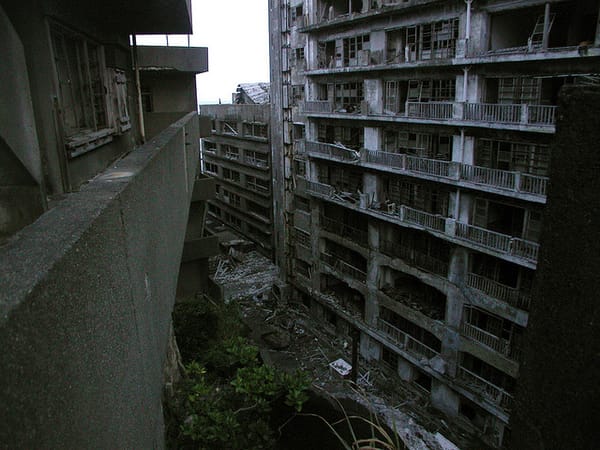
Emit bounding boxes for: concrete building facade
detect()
[199,84,274,258]
[269,0,600,446]
[0,0,213,446]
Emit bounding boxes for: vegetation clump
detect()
[166,299,310,450]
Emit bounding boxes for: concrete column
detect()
[364,126,381,151]
[306,35,319,71]
[462,135,475,165]
[364,79,383,115]
[431,380,460,417]
[448,246,469,287]
[397,358,416,382]
[360,334,381,362]
[365,221,380,327]
[363,172,380,204]
[370,30,386,65]
[311,200,321,293]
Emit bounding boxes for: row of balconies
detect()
[297,176,539,267]
[203,148,270,170]
[302,140,548,200]
[298,209,532,314]
[314,279,515,413]
[303,101,557,131]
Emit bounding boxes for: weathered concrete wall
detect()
[0,113,198,448]
[510,86,600,449]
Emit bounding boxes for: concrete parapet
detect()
[0,112,199,448]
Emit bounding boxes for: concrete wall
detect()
[0,113,198,448]
[510,86,600,450]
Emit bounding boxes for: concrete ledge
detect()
[137,46,208,73]
[191,175,216,202]
[0,112,199,447]
[182,235,220,262]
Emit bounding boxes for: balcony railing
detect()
[306,141,360,162]
[364,149,405,170]
[466,273,531,310]
[407,101,454,120]
[455,222,539,262]
[464,103,522,124]
[320,215,368,247]
[402,206,447,232]
[406,155,452,178]
[528,105,557,125]
[321,252,367,282]
[460,165,516,190]
[461,322,522,361]
[519,173,548,196]
[457,366,513,412]
[303,100,333,113]
[305,179,334,198]
[379,240,448,277]
[377,318,440,361]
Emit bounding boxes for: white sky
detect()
[137,0,271,105]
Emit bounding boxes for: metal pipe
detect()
[131,35,146,144]
[542,3,550,49]
[465,0,473,41]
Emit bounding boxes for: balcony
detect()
[320,215,368,248]
[461,322,522,362]
[303,99,556,133]
[321,252,367,283]
[407,102,454,120]
[306,141,360,163]
[455,222,539,263]
[466,273,532,311]
[377,317,440,361]
[464,103,556,127]
[244,155,269,169]
[457,366,513,412]
[299,178,539,265]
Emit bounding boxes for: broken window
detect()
[294,159,307,177]
[385,18,458,63]
[246,175,269,193]
[222,168,240,183]
[51,24,123,157]
[387,178,449,215]
[245,150,268,167]
[333,82,364,112]
[383,130,451,160]
[317,123,363,149]
[223,190,241,208]
[221,120,238,135]
[343,34,370,66]
[407,79,455,102]
[475,139,550,176]
[291,85,305,105]
[472,198,541,241]
[204,162,218,175]
[243,122,268,138]
[203,141,217,153]
[295,47,305,62]
[222,145,239,160]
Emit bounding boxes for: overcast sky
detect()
[138,0,270,105]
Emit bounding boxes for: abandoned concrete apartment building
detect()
[269,0,600,446]
[199,83,275,257]
[0,0,218,446]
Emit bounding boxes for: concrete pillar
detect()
[397,358,416,382]
[306,35,319,71]
[364,126,381,151]
[448,246,469,287]
[364,79,383,115]
[363,172,380,204]
[360,334,381,361]
[370,30,386,65]
[365,221,380,326]
[431,380,460,417]
[311,200,321,293]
